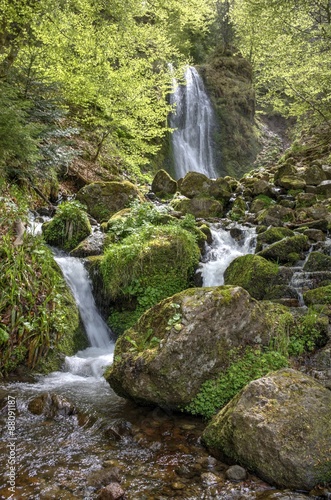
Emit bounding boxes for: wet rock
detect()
[316,179,331,197]
[202,368,331,491]
[301,164,327,186]
[70,230,105,257]
[171,481,186,490]
[179,172,213,198]
[201,472,221,486]
[88,468,122,488]
[171,196,224,218]
[107,286,293,409]
[97,482,125,500]
[257,234,309,264]
[28,393,76,418]
[257,204,295,226]
[302,228,325,242]
[303,251,331,272]
[76,181,144,222]
[255,226,295,253]
[224,254,279,300]
[151,169,177,198]
[225,465,247,481]
[103,420,133,441]
[276,175,306,190]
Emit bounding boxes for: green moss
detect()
[101,225,200,334]
[224,254,279,300]
[257,234,309,264]
[185,347,288,419]
[256,226,295,252]
[42,201,91,251]
[304,285,331,305]
[303,251,331,272]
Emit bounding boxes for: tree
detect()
[229,0,331,125]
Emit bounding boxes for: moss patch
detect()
[224,254,279,300]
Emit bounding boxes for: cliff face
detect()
[199,50,260,178]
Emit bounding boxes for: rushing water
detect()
[170,66,218,180]
[201,224,256,287]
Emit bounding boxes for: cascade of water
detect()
[170,66,218,180]
[54,253,114,378]
[201,224,256,287]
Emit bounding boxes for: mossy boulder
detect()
[42,201,91,252]
[301,164,327,186]
[303,251,331,272]
[179,172,213,198]
[171,197,223,218]
[208,177,232,201]
[202,368,331,491]
[224,254,279,300]
[255,226,295,252]
[250,195,275,214]
[76,181,143,222]
[151,169,177,198]
[100,225,201,334]
[257,234,309,264]
[257,204,295,226]
[316,180,331,197]
[303,285,331,306]
[277,175,306,190]
[106,286,293,409]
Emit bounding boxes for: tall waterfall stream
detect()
[170,66,218,180]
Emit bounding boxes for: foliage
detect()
[229,0,331,125]
[288,308,328,357]
[102,222,200,334]
[0,186,87,375]
[42,200,91,251]
[185,347,288,419]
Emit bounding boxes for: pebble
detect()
[201,472,221,486]
[225,465,247,481]
[171,481,186,490]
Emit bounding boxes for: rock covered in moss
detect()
[301,164,327,186]
[171,197,223,218]
[224,254,279,300]
[257,204,295,226]
[303,251,331,272]
[179,172,213,198]
[106,286,293,409]
[42,201,91,251]
[303,285,331,305]
[257,234,309,264]
[202,368,331,491]
[151,169,177,198]
[76,181,143,222]
[255,226,295,252]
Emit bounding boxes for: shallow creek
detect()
[0,225,318,499]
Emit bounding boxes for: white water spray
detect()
[201,225,256,287]
[170,66,218,179]
[54,254,114,378]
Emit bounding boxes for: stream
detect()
[0,225,317,499]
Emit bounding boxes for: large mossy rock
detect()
[76,181,143,222]
[42,201,91,252]
[303,251,331,272]
[101,225,201,334]
[257,234,309,264]
[106,286,292,409]
[171,197,223,218]
[255,226,295,253]
[224,254,279,300]
[257,204,295,226]
[179,172,213,198]
[151,169,177,198]
[202,368,331,491]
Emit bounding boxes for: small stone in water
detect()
[171,481,186,490]
[97,482,125,500]
[201,472,221,486]
[225,465,247,481]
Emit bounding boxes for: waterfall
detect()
[170,66,218,180]
[54,253,114,378]
[201,225,256,287]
